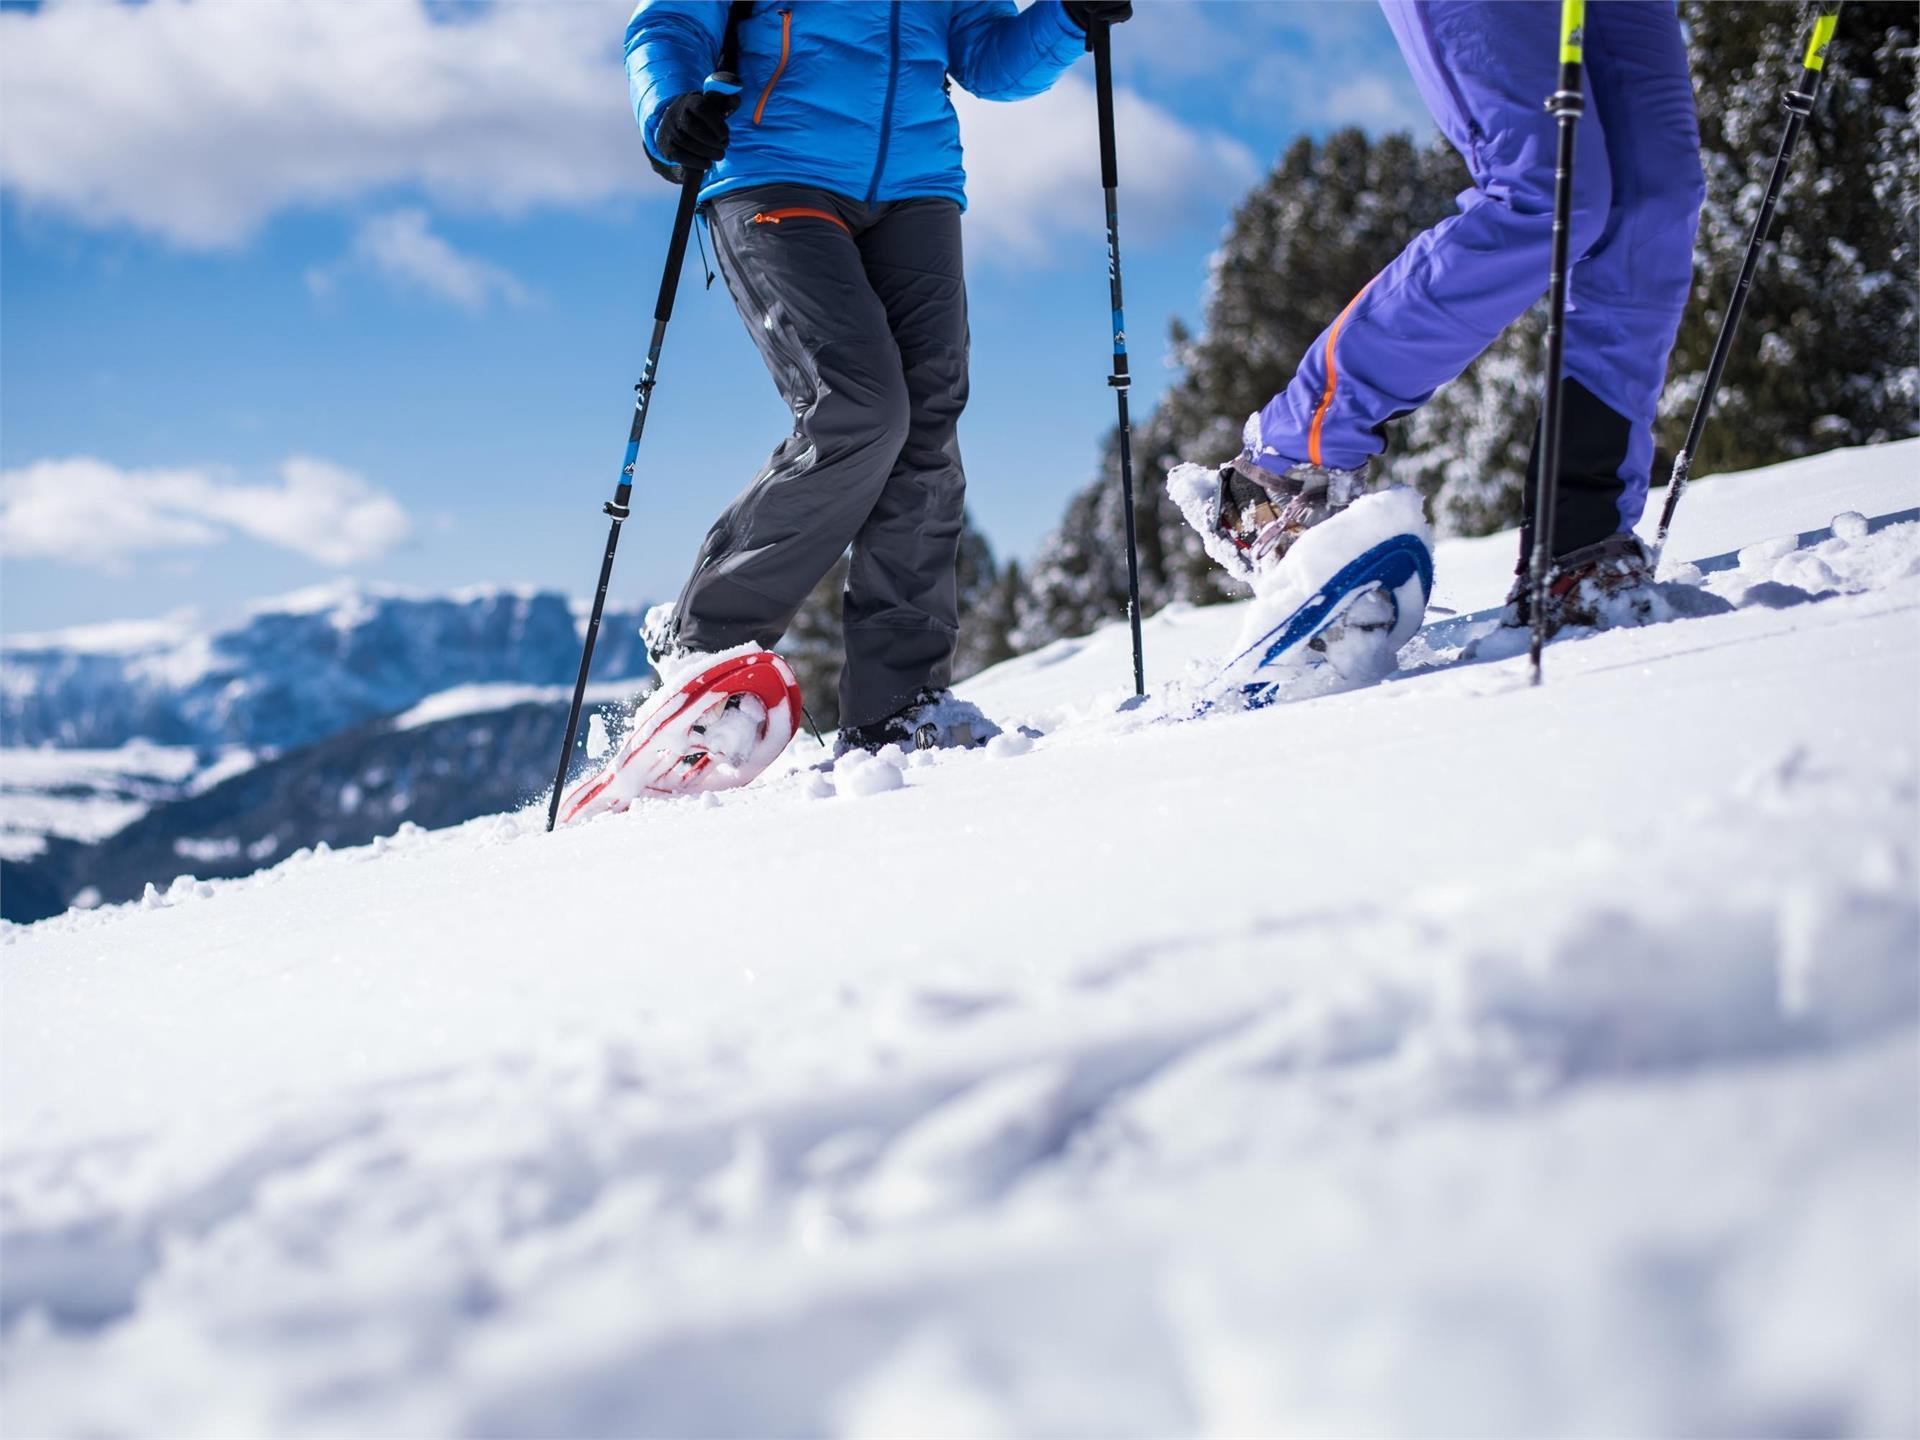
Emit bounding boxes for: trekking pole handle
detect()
[1090,24,1119,190]
[1804,4,1840,69]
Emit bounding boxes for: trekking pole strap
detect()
[654,177,704,326]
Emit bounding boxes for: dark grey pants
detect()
[673,184,970,730]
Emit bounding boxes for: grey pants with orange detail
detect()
[670,183,970,731]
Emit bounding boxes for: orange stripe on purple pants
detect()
[1307,279,1377,467]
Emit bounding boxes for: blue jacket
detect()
[624,1,1089,208]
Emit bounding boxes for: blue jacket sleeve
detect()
[625,0,729,165]
[945,0,1086,102]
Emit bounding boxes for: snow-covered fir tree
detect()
[1665,0,1919,473]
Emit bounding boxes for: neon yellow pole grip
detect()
[1804,10,1838,71]
[1560,0,1586,64]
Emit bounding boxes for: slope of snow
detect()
[3,442,1917,1438]
[969,438,1918,715]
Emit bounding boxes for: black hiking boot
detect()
[835,688,999,756]
[1501,532,1658,637]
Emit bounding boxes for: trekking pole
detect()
[546,72,742,832]
[1526,0,1587,687]
[1652,2,1840,569]
[1090,20,1147,698]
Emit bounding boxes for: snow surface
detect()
[3,441,1918,1437]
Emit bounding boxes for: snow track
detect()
[4,442,1917,1437]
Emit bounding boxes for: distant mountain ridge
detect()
[2,583,654,751]
[4,690,639,924]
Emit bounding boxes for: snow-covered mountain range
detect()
[4,441,1917,1436]
[1,586,657,919]
[2,681,644,923]
[1,583,653,752]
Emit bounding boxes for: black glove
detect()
[655,88,734,167]
[1065,0,1132,30]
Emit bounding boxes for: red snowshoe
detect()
[555,649,802,827]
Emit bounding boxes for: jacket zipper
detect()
[751,207,850,234]
[752,8,792,126]
[863,5,902,205]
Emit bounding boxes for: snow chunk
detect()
[1712,517,1920,608]
[985,731,1033,760]
[652,640,766,692]
[1737,535,1799,571]
[833,749,906,798]
[1166,462,1249,581]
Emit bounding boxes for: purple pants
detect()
[1249,0,1703,545]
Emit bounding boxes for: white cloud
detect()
[0,0,638,248]
[0,0,1259,264]
[0,457,414,570]
[954,74,1257,259]
[310,209,529,309]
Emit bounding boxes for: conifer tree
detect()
[1665,1,1918,473]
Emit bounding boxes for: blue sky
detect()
[1,0,1431,635]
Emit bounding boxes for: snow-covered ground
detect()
[3,441,1917,1437]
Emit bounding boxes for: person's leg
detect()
[669,185,910,657]
[839,198,970,730]
[1245,1,1611,476]
[1522,0,1703,554]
